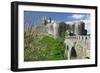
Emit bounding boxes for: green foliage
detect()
[39,36,65,60]
[65,30,69,36]
[24,31,66,61]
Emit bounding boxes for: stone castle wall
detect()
[64,36,90,59]
[41,16,87,38]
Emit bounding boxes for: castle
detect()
[41,16,87,38]
[41,16,90,60]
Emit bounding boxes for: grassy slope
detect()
[24,31,66,61]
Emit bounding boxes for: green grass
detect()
[24,32,66,61]
[39,36,65,60]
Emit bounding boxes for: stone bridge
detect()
[64,36,90,60]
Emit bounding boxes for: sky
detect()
[24,11,90,34]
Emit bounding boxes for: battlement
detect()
[65,36,90,40]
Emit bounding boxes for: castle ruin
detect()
[41,16,90,60]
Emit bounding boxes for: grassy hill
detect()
[24,26,66,61]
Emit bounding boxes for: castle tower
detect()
[41,16,51,25]
[74,21,85,35]
[53,22,59,38]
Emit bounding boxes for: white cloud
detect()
[69,14,85,19]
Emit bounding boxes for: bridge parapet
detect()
[64,35,90,60]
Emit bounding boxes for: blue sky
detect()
[24,11,90,33]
